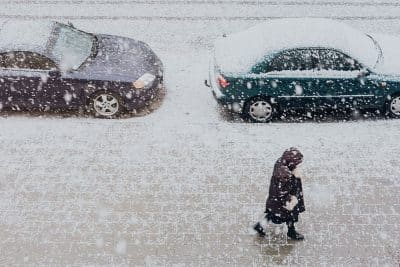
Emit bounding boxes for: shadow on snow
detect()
[0,88,166,120]
[218,106,393,124]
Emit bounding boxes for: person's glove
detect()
[284,195,298,211]
[292,167,303,179]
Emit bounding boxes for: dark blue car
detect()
[0,21,163,118]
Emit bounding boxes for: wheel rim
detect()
[390,96,400,116]
[93,93,119,116]
[249,100,273,122]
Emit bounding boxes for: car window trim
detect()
[0,67,55,73]
[255,47,374,75]
[277,94,375,98]
[261,70,361,77]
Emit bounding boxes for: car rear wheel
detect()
[388,95,400,118]
[90,91,122,118]
[244,97,275,123]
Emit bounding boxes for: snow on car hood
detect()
[69,34,159,82]
[372,34,400,76]
[214,18,379,75]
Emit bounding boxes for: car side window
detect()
[316,49,362,71]
[0,51,57,70]
[266,49,317,72]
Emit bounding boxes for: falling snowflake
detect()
[295,84,303,95]
[64,91,73,104]
[115,239,127,255]
[40,73,48,83]
[96,238,104,248]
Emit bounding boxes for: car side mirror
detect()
[48,70,61,78]
[357,69,370,79]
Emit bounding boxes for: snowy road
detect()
[0,1,400,266]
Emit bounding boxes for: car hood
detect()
[67,34,161,82]
[372,33,400,76]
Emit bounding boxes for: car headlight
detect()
[133,73,156,89]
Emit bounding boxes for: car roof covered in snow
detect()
[0,20,55,56]
[214,18,379,74]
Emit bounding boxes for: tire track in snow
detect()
[3,0,400,6]
[1,14,400,21]
[4,1,400,23]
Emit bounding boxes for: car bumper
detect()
[206,78,243,113]
[206,57,243,113]
[124,75,163,111]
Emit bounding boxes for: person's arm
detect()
[277,167,299,211]
[276,166,296,207]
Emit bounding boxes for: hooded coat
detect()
[265,148,305,223]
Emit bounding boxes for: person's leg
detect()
[253,214,270,236]
[286,219,304,240]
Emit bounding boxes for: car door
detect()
[259,48,320,109]
[0,51,42,109]
[0,53,15,108]
[0,51,79,109]
[314,49,378,109]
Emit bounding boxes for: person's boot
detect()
[253,222,266,237]
[287,226,304,240]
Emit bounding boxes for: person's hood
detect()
[281,147,303,171]
[372,33,400,76]
[67,34,161,82]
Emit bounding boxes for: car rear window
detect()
[0,51,56,70]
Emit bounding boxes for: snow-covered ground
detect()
[0,1,399,266]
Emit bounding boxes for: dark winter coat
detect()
[265,148,306,223]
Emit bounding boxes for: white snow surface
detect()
[0,1,400,266]
[214,18,379,74]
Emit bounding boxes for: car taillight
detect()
[217,75,230,88]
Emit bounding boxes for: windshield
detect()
[50,24,94,71]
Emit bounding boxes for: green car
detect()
[206,18,400,122]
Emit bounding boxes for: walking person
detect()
[253,147,306,240]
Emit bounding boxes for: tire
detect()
[387,94,400,118]
[89,91,123,118]
[243,96,275,123]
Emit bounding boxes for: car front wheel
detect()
[244,97,275,123]
[90,91,122,118]
[388,95,400,118]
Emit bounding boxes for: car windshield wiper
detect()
[366,34,383,68]
[91,35,99,59]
